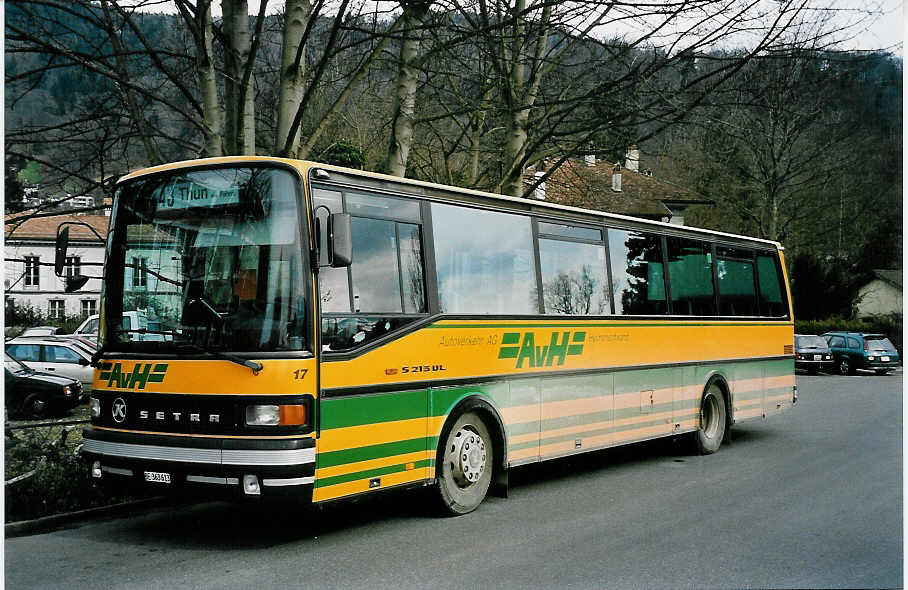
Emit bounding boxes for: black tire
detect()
[838,358,854,376]
[875,369,891,376]
[21,394,49,420]
[436,411,493,515]
[696,383,727,455]
[807,367,819,376]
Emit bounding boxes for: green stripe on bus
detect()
[317,437,436,468]
[315,459,434,488]
[320,389,429,429]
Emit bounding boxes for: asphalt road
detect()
[5,372,902,589]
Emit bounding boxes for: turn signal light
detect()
[279,405,306,426]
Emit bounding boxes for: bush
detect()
[4,299,84,335]
[795,314,903,354]
[5,422,137,522]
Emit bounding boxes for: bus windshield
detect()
[103,166,309,353]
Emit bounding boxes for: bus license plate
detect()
[144,471,171,484]
[882,356,890,362]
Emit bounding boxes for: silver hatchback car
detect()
[5,337,95,393]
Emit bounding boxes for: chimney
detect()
[584,154,596,167]
[611,164,622,192]
[625,145,639,172]
[534,171,547,200]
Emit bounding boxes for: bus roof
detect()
[117,156,784,250]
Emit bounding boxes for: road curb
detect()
[5,497,169,538]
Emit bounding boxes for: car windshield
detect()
[796,336,828,349]
[104,166,309,353]
[865,337,895,350]
[4,352,30,373]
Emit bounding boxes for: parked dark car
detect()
[822,332,900,375]
[794,334,834,374]
[4,353,82,419]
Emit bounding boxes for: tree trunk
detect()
[277,0,310,156]
[499,1,549,197]
[384,1,430,177]
[196,1,223,157]
[222,0,255,155]
[99,0,162,165]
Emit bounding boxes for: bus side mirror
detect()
[327,213,352,268]
[54,226,70,276]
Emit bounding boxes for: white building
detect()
[855,269,903,319]
[5,213,109,320]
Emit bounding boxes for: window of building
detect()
[49,299,65,320]
[432,203,537,314]
[131,256,148,288]
[537,222,609,315]
[65,256,81,279]
[666,237,716,316]
[81,299,97,318]
[24,256,40,288]
[608,229,667,315]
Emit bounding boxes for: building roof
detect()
[535,159,712,219]
[870,269,903,290]
[5,213,110,242]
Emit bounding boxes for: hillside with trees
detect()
[5,0,902,320]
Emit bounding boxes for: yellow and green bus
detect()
[70,156,796,514]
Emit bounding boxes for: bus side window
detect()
[607,228,668,315]
[716,246,758,316]
[537,222,609,315]
[431,203,537,314]
[666,236,716,316]
[316,188,428,351]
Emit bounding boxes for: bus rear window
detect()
[756,253,788,317]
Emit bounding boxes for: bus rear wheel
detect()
[436,411,493,515]
[696,383,727,455]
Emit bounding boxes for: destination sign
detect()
[153,179,240,211]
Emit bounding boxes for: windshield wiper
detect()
[104,328,262,374]
[175,342,263,375]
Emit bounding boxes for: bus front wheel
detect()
[696,383,727,455]
[436,411,493,515]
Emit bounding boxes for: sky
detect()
[129,0,903,53]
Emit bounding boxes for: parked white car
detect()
[74,314,100,337]
[18,326,66,338]
[75,311,168,341]
[6,337,95,392]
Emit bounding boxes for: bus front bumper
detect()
[82,427,315,500]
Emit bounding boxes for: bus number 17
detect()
[292,368,308,380]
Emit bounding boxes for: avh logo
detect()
[99,363,168,389]
[498,331,585,368]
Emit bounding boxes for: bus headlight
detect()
[245,404,306,426]
[90,397,101,419]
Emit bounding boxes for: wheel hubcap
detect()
[450,427,486,487]
[701,394,719,439]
